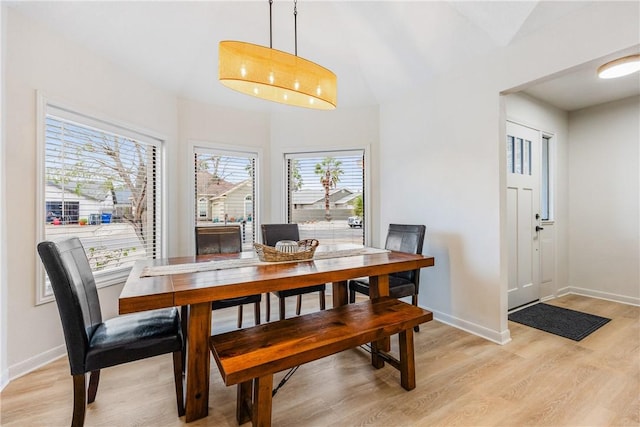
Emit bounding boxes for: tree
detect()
[94,134,153,248]
[290,159,303,192]
[314,157,343,221]
[352,194,363,217]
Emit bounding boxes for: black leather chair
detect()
[195,225,261,328]
[349,224,426,331]
[37,237,184,427]
[261,223,326,321]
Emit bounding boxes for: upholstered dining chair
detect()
[195,225,262,328]
[348,223,426,331]
[261,223,326,321]
[37,237,184,427]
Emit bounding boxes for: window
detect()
[193,145,258,250]
[507,136,532,175]
[285,150,365,245]
[541,135,552,221]
[38,101,162,303]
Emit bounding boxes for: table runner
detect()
[140,247,390,278]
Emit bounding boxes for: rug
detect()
[508,303,611,341]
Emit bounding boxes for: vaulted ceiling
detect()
[6,1,639,112]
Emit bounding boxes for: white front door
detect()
[507,121,542,310]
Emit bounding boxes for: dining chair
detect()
[348,223,426,331]
[261,223,326,321]
[37,237,184,427]
[195,225,262,328]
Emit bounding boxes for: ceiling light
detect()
[219,0,337,110]
[597,54,640,79]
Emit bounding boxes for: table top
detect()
[119,244,435,314]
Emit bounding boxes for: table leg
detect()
[332,281,348,307]
[369,274,391,362]
[185,302,212,422]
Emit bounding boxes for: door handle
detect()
[536,225,544,232]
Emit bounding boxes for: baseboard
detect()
[7,344,66,383]
[427,307,511,345]
[568,287,640,307]
[0,367,8,392]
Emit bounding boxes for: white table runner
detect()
[140,247,390,278]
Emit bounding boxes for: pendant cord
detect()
[294,0,298,56]
[269,0,273,48]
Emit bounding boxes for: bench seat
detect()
[209,296,433,426]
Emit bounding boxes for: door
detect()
[507,121,542,309]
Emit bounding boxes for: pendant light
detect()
[219,0,337,110]
[597,54,640,79]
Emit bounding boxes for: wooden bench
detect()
[209,296,433,427]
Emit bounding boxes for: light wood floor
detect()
[1,294,638,426]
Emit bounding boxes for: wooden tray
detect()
[253,239,319,262]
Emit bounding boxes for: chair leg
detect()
[254,301,261,325]
[349,288,356,304]
[87,370,100,403]
[237,305,244,329]
[71,374,86,427]
[412,294,420,332]
[279,296,286,320]
[319,290,326,310]
[173,350,185,417]
[266,293,271,322]
[296,295,302,316]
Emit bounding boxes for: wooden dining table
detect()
[119,244,435,423]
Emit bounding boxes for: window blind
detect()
[41,108,161,299]
[285,150,365,245]
[193,147,257,250]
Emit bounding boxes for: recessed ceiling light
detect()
[597,54,640,79]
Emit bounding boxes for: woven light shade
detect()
[219,40,337,110]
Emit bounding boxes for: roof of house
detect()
[196,171,237,197]
[291,188,356,206]
[209,179,252,201]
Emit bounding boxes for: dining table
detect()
[119,243,435,422]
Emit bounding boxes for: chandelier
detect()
[218,0,337,110]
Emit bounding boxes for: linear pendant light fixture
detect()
[597,54,640,79]
[219,0,337,110]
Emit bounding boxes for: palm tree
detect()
[314,157,343,221]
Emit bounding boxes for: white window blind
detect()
[40,105,161,301]
[194,147,257,250]
[285,150,365,245]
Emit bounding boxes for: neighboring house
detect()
[45,182,112,223]
[290,188,361,222]
[291,188,357,210]
[196,172,253,222]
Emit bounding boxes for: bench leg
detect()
[398,329,416,390]
[253,374,273,427]
[237,381,253,425]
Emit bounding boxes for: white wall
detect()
[3,8,179,380]
[1,3,9,391]
[379,1,639,344]
[568,96,640,304]
[504,93,570,300]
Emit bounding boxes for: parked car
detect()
[348,216,363,228]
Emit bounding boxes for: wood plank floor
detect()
[1,294,638,426]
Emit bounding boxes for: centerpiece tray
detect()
[253,239,319,262]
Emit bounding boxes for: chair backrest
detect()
[385,224,426,284]
[37,237,102,375]
[261,223,300,246]
[195,225,242,255]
